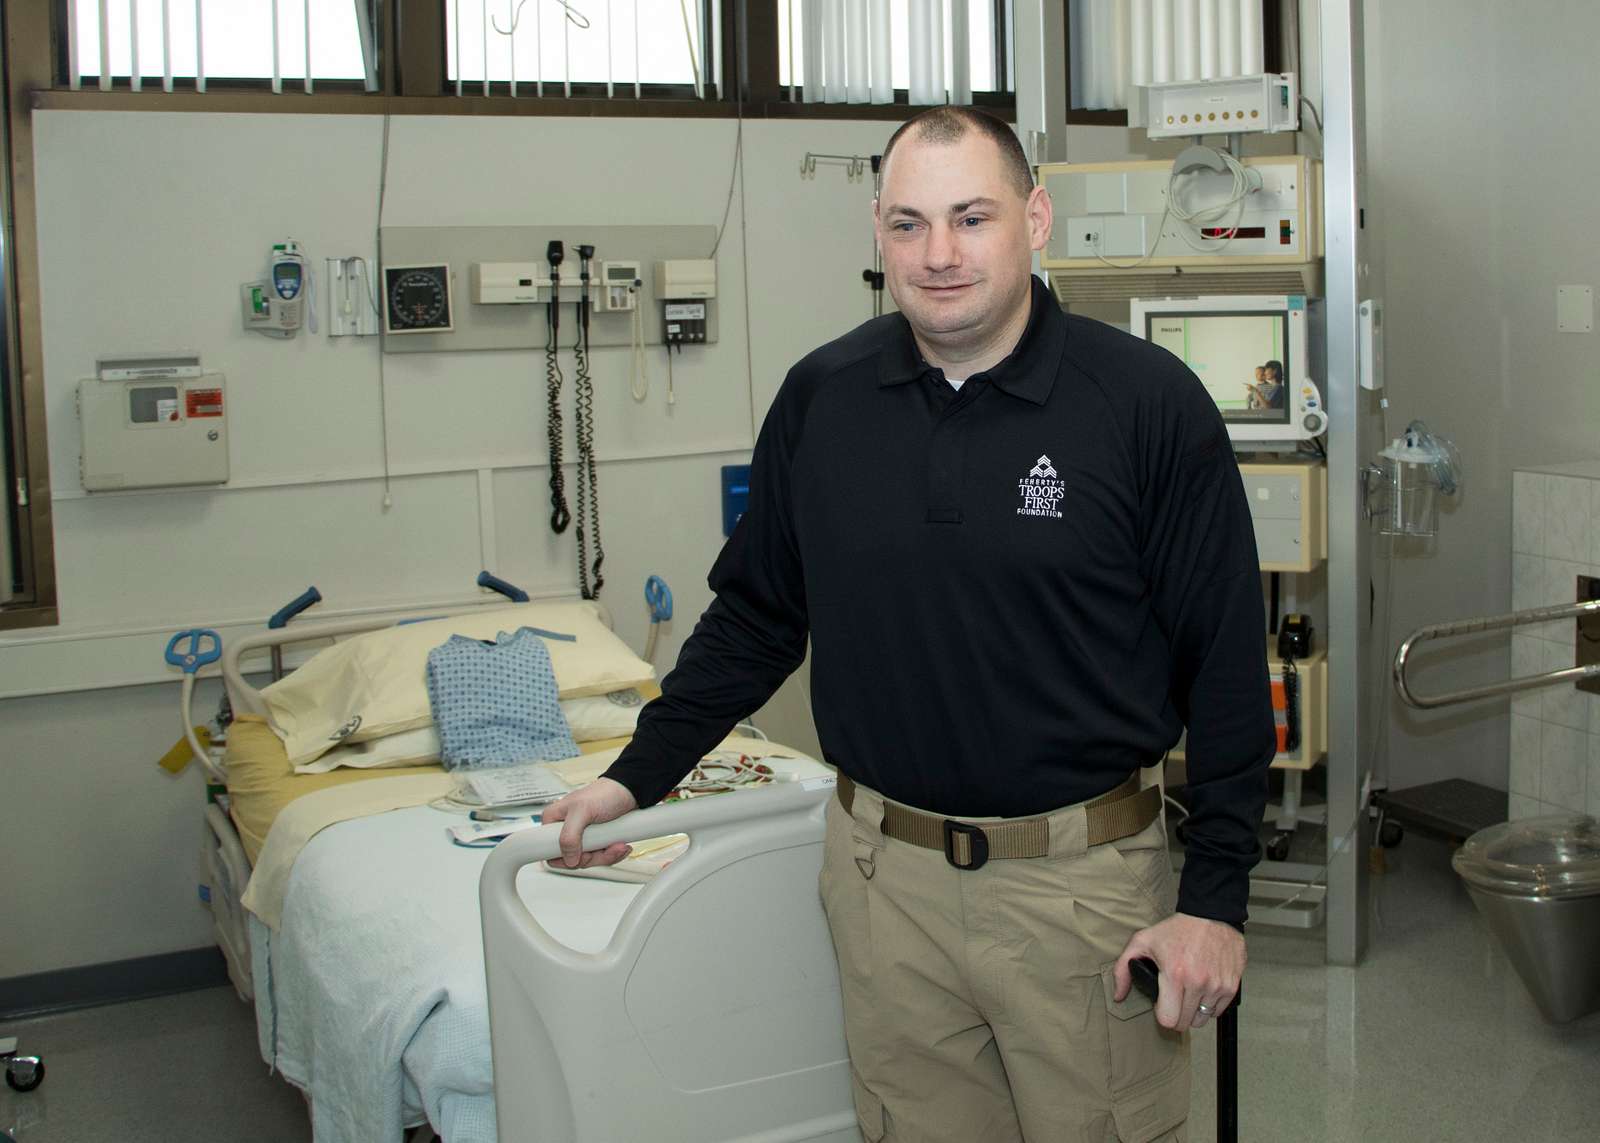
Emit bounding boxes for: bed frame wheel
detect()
[1265,830,1294,863]
[5,1055,43,1092]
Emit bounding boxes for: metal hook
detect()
[497,0,591,35]
[491,0,533,36]
[554,0,591,29]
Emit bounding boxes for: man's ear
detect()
[1026,185,1053,252]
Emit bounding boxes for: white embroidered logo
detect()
[1017,454,1064,518]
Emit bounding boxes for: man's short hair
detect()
[880,107,1034,200]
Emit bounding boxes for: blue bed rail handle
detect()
[477,571,530,603]
[165,629,222,674]
[644,575,673,623]
[268,586,322,629]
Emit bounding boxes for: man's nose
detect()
[924,223,961,271]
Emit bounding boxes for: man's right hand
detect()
[540,777,640,869]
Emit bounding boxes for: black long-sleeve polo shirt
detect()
[604,276,1276,927]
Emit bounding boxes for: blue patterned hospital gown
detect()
[425,627,580,770]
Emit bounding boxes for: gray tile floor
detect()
[3,833,1598,1142]
[1,984,307,1142]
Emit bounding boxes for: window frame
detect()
[2,2,59,629]
[33,3,1016,118]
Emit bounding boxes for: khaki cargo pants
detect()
[819,780,1189,1143]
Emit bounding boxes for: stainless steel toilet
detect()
[1453,814,1600,1023]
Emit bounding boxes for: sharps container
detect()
[1452,814,1600,1022]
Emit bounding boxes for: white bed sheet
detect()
[249,803,644,1143]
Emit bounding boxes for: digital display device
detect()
[1129,295,1325,448]
[1144,311,1291,426]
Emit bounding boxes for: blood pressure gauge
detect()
[382,263,454,334]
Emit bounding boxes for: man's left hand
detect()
[1112,913,1245,1032]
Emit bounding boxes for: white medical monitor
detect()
[1130,295,1323,446]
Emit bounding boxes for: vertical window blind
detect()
[65,0,378,92]
[444,1,716,99]
[1071,0,1267,113]
[779,1,1006,107]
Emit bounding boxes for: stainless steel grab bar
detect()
[1394,599,1600,710]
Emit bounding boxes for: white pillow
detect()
[291,686,647,774]
[293,725,441,775]
[262,601,654,769]
[561,688,648,742]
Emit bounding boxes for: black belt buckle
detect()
[943,819,989,870]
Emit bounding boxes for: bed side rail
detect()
[221,614,417,717]
[220,594,611,717]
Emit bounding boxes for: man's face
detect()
[874,131,1051,347]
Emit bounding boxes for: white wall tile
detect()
[1511,634,1545,717]
[1512,556,1558,640]
[1513,470,1546,555]
[1510,793,1542,820]
[1512,552,1540,604]
[1541,722,1588,812]
[1541,639,1590,731]
[1542,558,1590,642]
[1509,713,1542,795]
[1589,734,1600,818]
[1546,476,1594,563]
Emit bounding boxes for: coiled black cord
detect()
[545,290,571,534]
[573,272,604,598]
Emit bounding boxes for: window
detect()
[63,0,378,91]
[0,304,21,607]
[1,7,54,627]
[444,0,719,98]
[777,0,1010,105]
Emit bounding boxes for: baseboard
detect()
[0,946,230,1021]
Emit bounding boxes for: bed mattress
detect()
[247,745,830,1143]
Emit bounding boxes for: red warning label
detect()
[186,388,224,418]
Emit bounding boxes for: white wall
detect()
[0,110,897,977]
[1365,1,1600,795]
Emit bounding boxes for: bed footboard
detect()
[480,780,861,1143]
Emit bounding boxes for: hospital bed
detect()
[181,598,858,1143]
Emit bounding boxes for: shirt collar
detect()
[877,276,1065,406]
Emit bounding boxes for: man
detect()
[544,107,1274,1141]
[1261,359,1286,407]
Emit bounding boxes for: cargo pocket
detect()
[1098,964,1189,1142]
[850,1067,887,1142]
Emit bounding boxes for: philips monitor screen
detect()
[1145,311,1291,426]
